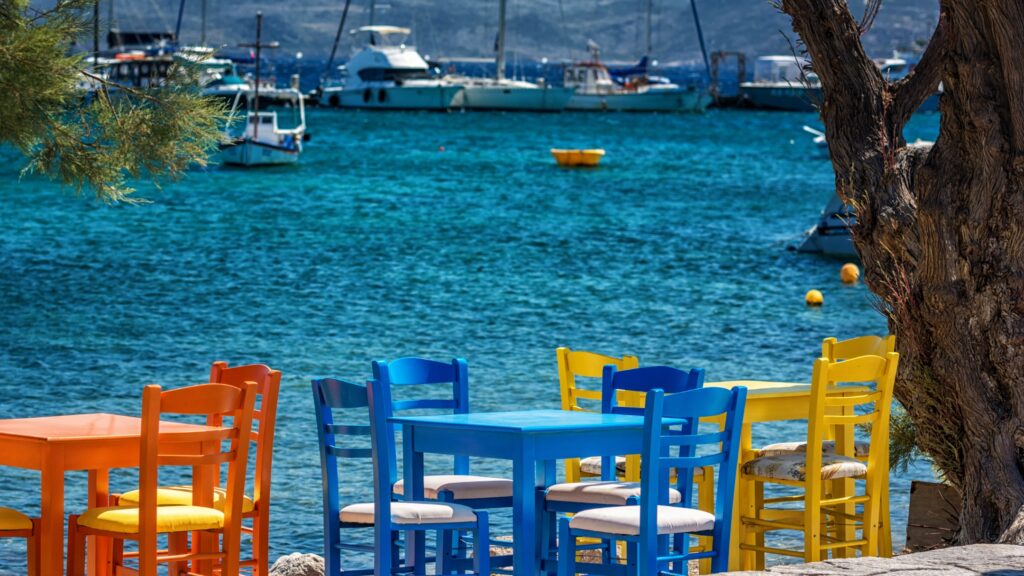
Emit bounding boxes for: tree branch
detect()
[982,0,1024,161]
[891,12,947,128]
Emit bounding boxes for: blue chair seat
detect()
[570,504,715,536]
[546,482,682,506]
[393,475,514,500]
[340,501,479,526]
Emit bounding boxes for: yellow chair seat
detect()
[118,486,255,514]
[77,505,224,534]
[0,507,32,531]
[742,453,866,482]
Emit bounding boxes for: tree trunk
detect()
[780,0,1024,543]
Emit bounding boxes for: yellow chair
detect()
[755,335,897,557]
[738,352,899,568]
[557,347,640,482]
[0,508,38,575]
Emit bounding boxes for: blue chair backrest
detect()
[600,365,705,415]
[639,386,747,564]
[370,357,471,483]
[312,378,374,572]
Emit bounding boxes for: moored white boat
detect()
[797,193,856,257]
[452,78,574,111]
[320,26,462,111]
[563,56,707,112]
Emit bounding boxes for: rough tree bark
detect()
[780,0,1024,543]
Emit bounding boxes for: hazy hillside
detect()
[103,0,939,62]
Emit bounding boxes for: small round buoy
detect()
[805,289,824,306]
[840,263,860,284]
[438,145,445,152]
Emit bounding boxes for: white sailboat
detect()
[450,0,574,111]
[220,13,306,167]
[320,26,462,111]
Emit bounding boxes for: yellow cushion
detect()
[77,506,224,534]
[118,486,255,514]
[0,507,32,531]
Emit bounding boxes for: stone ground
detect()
[720,544,1024,575]
[269,543,1024,575]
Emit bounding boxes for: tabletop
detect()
[390,409,651,433]
[0,413,214,442]
[709,380,873,396]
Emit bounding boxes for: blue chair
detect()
[372,358,514,570]
[368,377,491,576]
[313,377,391,576]
[557,386,747,575]
[541,365,704,571]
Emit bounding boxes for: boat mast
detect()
[250,13,263,139]
[324,0,354,81]
[200,0,207,45]
[174,0,186,46]
[93,0,100,58]
[645,0,652,60]
[495,0,507,81]
[689,0,711,78]
[369,0,376,27]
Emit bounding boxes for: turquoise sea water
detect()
[0,109,939,571]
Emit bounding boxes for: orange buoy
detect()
[840,263,860,284]
[805,289,824,306]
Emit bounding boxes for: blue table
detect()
[391,409,653,575]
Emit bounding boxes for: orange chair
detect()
[117,362,281,575]
[0,510,39,574]
[67,382,258,576]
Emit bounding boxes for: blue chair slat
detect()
[558,386,748,575]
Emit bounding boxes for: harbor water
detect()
[0,108,939,570]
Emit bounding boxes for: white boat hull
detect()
[566,88,707,112]
[220,140,300,166]
[797,193,856,256]
[454,86,574,111]
[329,85,462,110]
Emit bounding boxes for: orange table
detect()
[0,413,222,576]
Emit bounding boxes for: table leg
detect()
[402,427,426,575]
[193,441,217,575]
[40,450,65,576]
[88,469,110,576]
[512,441,538,575]
[730,423,753,571]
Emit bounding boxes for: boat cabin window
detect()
[357,67,428,82]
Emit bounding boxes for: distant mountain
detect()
[104,0,939,63]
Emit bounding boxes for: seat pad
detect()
[579,456,627,477]
[117,485,255,514]
[76,505,224,534]
[755,439,871,459]
[570,505,714,536]
[0,507,32,531]
[340,501,478,526]
[742,453,867,482]
[546,482,682,506]
[393,474,513,500]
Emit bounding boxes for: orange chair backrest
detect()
[138,382,256,573]
[557,347,640,412]
[209,361,281,510]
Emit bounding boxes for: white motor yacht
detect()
[320,26,462,111]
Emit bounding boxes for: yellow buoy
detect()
[551,148,605,167]
[840,263,860,284]
[806,289,824,306]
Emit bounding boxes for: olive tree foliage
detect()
[0,0,225,201]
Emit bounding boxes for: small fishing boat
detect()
[220,14,306,167]
[551,149,605,167]
[564,43,707,112]
[740,55,821,111]
[797,193,856,257]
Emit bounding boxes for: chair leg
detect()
[754,481,765,570]
[557,518,574,576]
[626,540,638,575]
[26,518,39,576]
[255,509,271,576]
[438,529,452,575]
[167,532,188,576]
[223,526,242,576]
[473,511,489,576]
[879,490,892,557]
[67,516,84,576]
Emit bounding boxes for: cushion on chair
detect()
[0,507,32,531]
[546,482,683,506]
[339,501,477,526]
[742,453,867,482]
[392,475,513,500]
[117,485,256,514]
[754,440,871,459]
[76,506,224,534]
[579,456,627,476]
[569,505,715,536]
